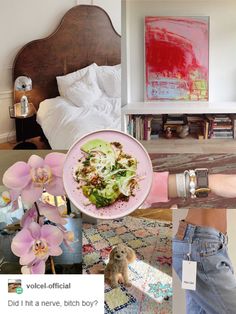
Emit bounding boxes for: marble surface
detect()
[150,153,236,208]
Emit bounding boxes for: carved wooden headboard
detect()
[12,5,121,141]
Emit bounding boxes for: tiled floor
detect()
[83,216,172,313]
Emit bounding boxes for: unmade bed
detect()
[12,5,121,149]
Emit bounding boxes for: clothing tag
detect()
[181,260,197,291]
[176,220,188,240]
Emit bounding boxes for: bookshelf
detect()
[122,102,236,153]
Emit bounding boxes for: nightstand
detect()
[9,102,37,149]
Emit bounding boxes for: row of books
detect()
[126,115,162,140]
[191,115,235,139]
[206,115,235,139]
[127,114,236,140]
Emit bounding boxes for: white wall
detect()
[77,0,121,34]
[173,209,236,314]
[0,0,121,142]
[0,0,77,92]
[0,0,76,142]
[123,0,236,104]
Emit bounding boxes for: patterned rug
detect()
[83,216,172,314]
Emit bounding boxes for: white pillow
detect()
[96,64,121,98]
[64,70,102,107]
[56,63,98,97]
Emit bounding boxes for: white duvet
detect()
[37,96,121,150]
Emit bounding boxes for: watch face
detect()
[198,176,207,186]
[195,169,209,197]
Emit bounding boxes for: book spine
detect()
[147,117,152,141]
[204,121,209,139]
[136,118,138,139]
[131,118,134,137]
[211,135,233,138]
[211,131,233,138]
[143,117,147,141]
[140,117,144,140]
[234,119,236,139]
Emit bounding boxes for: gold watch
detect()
[195,168,211,198]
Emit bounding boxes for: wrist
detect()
[175,169,211,199]
[208,174,217,193]
[208,174,233,197]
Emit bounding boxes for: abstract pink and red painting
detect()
[145,17,209,101]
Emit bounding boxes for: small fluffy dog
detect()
[105,244,136,288]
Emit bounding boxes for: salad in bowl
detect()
[63,130,153,219]
[73,139,138,208]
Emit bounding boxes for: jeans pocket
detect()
[199,240,224,257]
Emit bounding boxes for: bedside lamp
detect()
[14,76,32,116]
[11,76,37,149]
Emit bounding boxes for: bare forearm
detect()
[209,174,236,198]
[168,173,236,199]
[143,172,236,208]
[168,174,178,198]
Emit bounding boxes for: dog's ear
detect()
[109,246,116,262]
[125,246,136,264]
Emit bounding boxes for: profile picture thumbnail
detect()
[8,279,22,293]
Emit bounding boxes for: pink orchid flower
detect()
[20,207,38,228]
[11,222,63,272]
[21,260,46,274]
[21,202,67,228]
[3,153,66,206]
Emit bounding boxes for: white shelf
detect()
[122,101,236,115]
[121,101,236,153]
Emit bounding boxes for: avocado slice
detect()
[81,139,115,159]
[86,184,120,208]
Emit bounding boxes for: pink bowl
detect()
[63,129,153,219]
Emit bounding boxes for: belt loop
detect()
[188,225,196,244]
[225,233,228,245]
[219,232,227,245]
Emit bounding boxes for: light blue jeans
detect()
[173,223,236,314]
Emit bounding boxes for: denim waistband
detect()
[182,223,228,244]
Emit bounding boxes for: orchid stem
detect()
[50,256,56,274]
[34,202,40,224]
